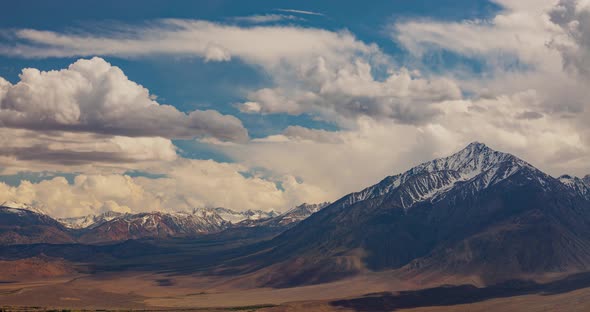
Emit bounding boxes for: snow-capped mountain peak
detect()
[342,142,540,210]
[58,211,126,229]
[191,207,277,224]
[0,201,47,215]
[237,202,331,227]
[410,142,529,178]
[273,202,330,225]
[59,207,280,230]
[559,174,590,199]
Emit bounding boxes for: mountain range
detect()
[0,203,327,244]
[233,142,590,286]
[2,142,590,290]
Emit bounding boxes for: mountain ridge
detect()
[0,206,74,245]
[238,142,590,287]
[3,142,590,289]
[559,174,590,200]
[0,203,327,244]
[339,142,544,211]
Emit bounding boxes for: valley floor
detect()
[0,271,403,310]
[1,270,590,311]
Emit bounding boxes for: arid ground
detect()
[2,266,590,311]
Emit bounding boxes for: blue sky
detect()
[0,0,500,143]
[0,0,588,217]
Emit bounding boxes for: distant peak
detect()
[0,201,46,215]
[294,202,330,211]
[464,141,491,152]
[448,142,499,161]
[559,174,590,185]
[411,141,529,180]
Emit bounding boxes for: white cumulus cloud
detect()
[0,57,248,142]
[0,159,328,218]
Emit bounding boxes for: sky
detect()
[0,0,589,217]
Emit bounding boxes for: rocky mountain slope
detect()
[58,211,125,230]
[75,210,229,244]
[559,175,590,200]
[0,207,74,245]
[238,202,330,228]
[243,143,590,287]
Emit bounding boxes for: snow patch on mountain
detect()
[59,207,280,230]
[341,142,544,210]
[238,202,330,227]
[559,174,590,199]
[192,207,278,224]
[1,201,47,216]
[59,211,125,229]
[269,202,329,226]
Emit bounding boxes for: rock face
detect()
[559,174,590,200]
[58,211,125,230]
[192,207,278,224]
[238,202,331,228]
[252,143,590,286]
[71,208,284,243]
[267,202,330,227]
[0,207,74,245]
[76,211,230,244]
[60,207,322,243]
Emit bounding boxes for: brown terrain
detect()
[2,269,590,311]
[0,256,76,281]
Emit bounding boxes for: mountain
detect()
[76,210,230,244]
[59,208,279,231]
[193,207,278,224]
[58,211,125,229]
[0,206,74,245]
[239,202,330,228]
[0,202,318,244]
[338,142,540,210]
[264,202,330,227]
[1,201,47,215]
[76,207,312,243]
[245,142,590,287]
[560,174,590,200]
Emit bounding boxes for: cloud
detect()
[1,2,590,221]
[282,126,344,143]
[548,0,590,79]
[382,0,590,169]
[7,84,585,219]
[0,128,177,174]
[0,21,465,126]
[219,90,590,201]
[516,111,544,120]
[0,159,329,218]
[0,57,247,142]
[393,3,561,70]
[0,20,373,66]
[238,63,462,125]
[276,9,324,16]
[232,14,300,24]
